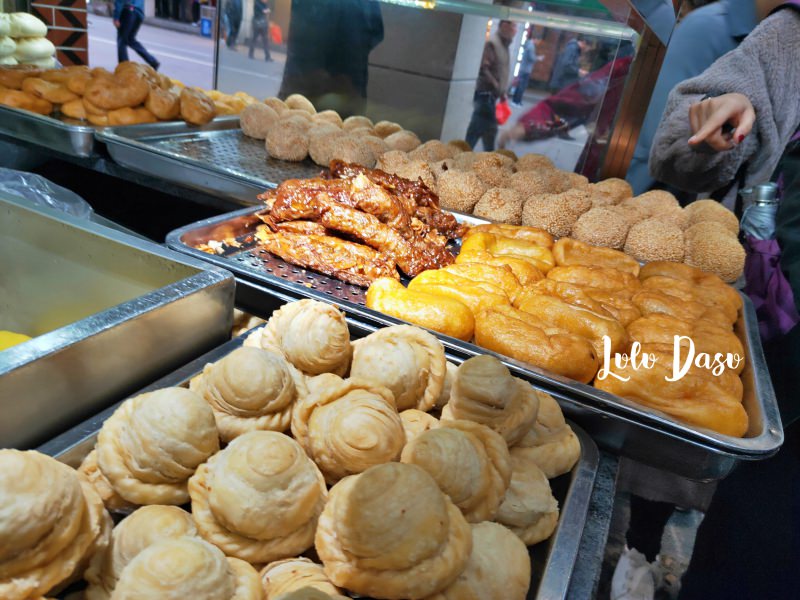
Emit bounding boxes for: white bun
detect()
[0,55,18,65]
[9,13,48,38]
[0,36,16,58]
[0,14,11,37]
[14,37,55,61]
[21,55,56,68]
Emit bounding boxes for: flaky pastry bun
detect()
[78,449,136,514]
[315,463,472,599]
[400,409,440,446]
[95,387,220,506]
[189,431,326,564]
[350,325,447,412]
[260,558,347,599]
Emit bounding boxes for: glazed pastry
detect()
[260,558,347,599]
[189,431,326,564]
[530,279,642,327]
[291,375,405,483]
[0,450,111,600]
[112,537,262,599]
[95,387,219,506]
[84,505,197,600]
[455,249,544,287]
[632,289,731,329]
[315,463,472,599]
[401,420,511,522]
[190,347,297,442]
[78,450,136,514]
[460,232,553,274]
[423,522,531,600]
[245,300,351,376]
[639,261,743,312]
[468,223,554,248]
[408,271,510,318]
[366,277,475,342]
[547,265,641,297]
[435,361,458,409]
[552,238,640,276]
[641,275,739,325]
[439,262,522,298]
[443,355,538,447]
[496,452,559,546]
[400,409,440,445]
[350,325,447,412]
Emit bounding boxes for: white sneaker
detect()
[611,546,657,600]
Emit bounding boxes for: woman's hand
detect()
[687,93,755,151]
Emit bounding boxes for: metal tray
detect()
[96,117,322,205]
[166,207,784,481]
[0,104,99,157]
[38,320,600,600]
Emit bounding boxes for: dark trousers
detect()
[226,14,242,47]
[512,71,531,104]
[465,92,498,151]
[117,8,158,68]
[249,19,271,59]
[155,0,169,18]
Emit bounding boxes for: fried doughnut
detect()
[472,188,524,224]
[342,115,373,130]
[65,69,96,95]
[87,113,110,126]
[641,275,740,324]
[373,120,402,138]
[284,93,316,114]
[266,122,310,161]
[436,170,487,213]
[552,238,640,276]
[440,263,523,297]
[82,96,108,116]
[180,86,216,125]
[408,139,452,163]
[387,159,436,191]
[624,218,685,263]
[61,97,86,120]
[0,64,43,89]
[593,177,633,202]
[474,305,599,383]
[571,207,630,250]
[328,134,375,167]
[631,289,731,329]
[684,199,739,234]
[264,96,287,114]
[240,102,279,139]
[531,278,641,326]
[515,153,554,171]
[39,65,89,84]
[312,109,343,127]
[621,189,680,215]
[145,86,180,120]
[639,261,742,311]
[375,149,409,172]
[547,265,641,297]
[455,250,544,286]
[308,129,345,166]
[360,135,389,161]
[684,226,745,283]
[107,106,158,126]
[522,190,591,237]
[447,139,471,153]
[366,277,475,341]
[384,130,421,152]
[461,232,554,273]
[469,223,554,248]
[0,88,52,114]
[508,170,554,195]
[84,71,150,110]
[408,275,510,318]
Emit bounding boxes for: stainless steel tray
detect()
[96,117,322,205]
[38,319,600,600]
[165,207,784,481]
[0,105,99,157]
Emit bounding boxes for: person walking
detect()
[225,0,244,49]
[511,34,541,106]
[548,35,588,92]
[249,0,273,61]
[465,19,518,151]
[114,0,160,70]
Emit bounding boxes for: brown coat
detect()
[476,33,511,97]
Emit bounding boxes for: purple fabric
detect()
[743,235,800,340]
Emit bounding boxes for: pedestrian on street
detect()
[548,35,589,92]
[465,19,518,151]
[114,0,160,70]
[249,0,273,61]
[511,34,542,106]
[225,0,243,49]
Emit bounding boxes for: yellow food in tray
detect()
[552,238,640,276]
[455,250,544,286]
[439,262,522,298]
[0,330,31,351]
[461,232,555,274]
[469,223,554,248]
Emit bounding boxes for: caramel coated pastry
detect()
[514,291,629,357]
[595,362,749,438]
[84,71,149,110]
[112,536,263,600]
[21,77,78,104]
[547,264,641,297]
[639,260,742,313]
[0,88,52,114]
[190,346,297,442]
[189,431,326,563]
[455,249,544,286]
[408,275,510,319]
[469,222,554,248]
[84,505,197,600]
[474,305,599,384]
[641,275,739,325]
[0,450,112,600]
[246,300,352,376]
[350,325,446,412]
[107,106,158,126]
[445,354,539,447]
[95,387,220,506]
[0,65,43,89]
[179,86,216,125]
[631,289,731,329]
[400,409,440,445]
[461,231,555,274]
[552,237,640,276]
[61,97,87,120]
[496,452,559,546]
[291,375,405,484]
[440,262,522,298]
[366,277,475,342]
[401,420,512,523]
[260,558,347,599]
[78,450,136,514]
[145,85,180,120]
[315,463,472,599]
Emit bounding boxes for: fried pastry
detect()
[245,300,351,376]
[455,249,544,286]
[552,238,640,275]
[189,431,326,564]
[84,505,197,600]
[469,223,554,248]
[641,275,740,325]
[513,412,581,479]
[0,450,111,600]
[527,279,612,317]
[350,325,446,412]
[461,232,554,274]
[632,289,731,329]
[408,275,510,318]
[78,450,135,514]
[639,261,742,311]
[0,88,52,114]
[107,106,158,126]
[401,420,511,522]
[260,558,347,599]
[474,306,599,384]
[444,354,539,446]
[547,265,641,297]
[190,346,298,442]
[95,387,219,506]
[84,71,149,110]
[145,86,180,120]
[61,97,87,120]
[400,409,440,445]
[496,452,559,546]
[21,77,78,104]
[435,361,458,409]
[180,86,216,125]
[315,463,472,599]
[366,277,475,342]
[112,537,262,599]
[0,65,43,89]
[439,262,522,297]
[291,375,405,483]
[423,521,530,600]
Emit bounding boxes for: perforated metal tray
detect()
[0,104,98,157]
[96,117,321,205]
[166,208,784,481]
[39,319,599,600]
